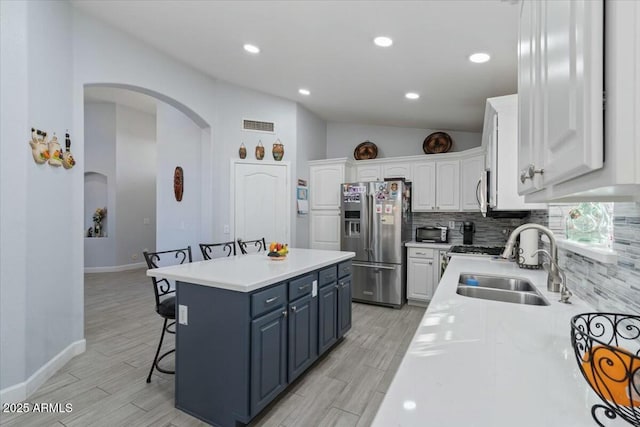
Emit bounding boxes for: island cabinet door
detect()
[250,308,287,415]
[287,294,317,382]
[337,277,352,338]
[318,283,338,354]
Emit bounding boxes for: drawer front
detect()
[251,283,287,318]
[288,273,316,301]
[408,248,435,259]
[338,261,352,278]
[318,266,337,287]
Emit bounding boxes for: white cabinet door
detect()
[461,156,484,211]
[383,162,412,181]
[356,164,381,182]
[435,160,460,211]
[518,0,543,195]
[310,163,345,210]
[234,162,289,244]
[411,162,436,211]
[518,0,604,194]
[309,211,341,251]
[407,256,435,301]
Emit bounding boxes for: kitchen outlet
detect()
[179,305,188,325]
[223,224,230,234]
[143,217,150,225]
[448,221,455,229]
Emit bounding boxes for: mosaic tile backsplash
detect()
[412,210,548,246]
[546,202,640,314]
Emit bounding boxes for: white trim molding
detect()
[0,339,86,404]
[84,262,146,273]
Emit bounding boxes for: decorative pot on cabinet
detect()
[272,140,284,161]
[239,143,247,159]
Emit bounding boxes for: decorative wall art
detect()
[29,128,49,164]
[239,143,247,159]
[62,132,76,169]
[48,133,63,167]
[297,178,309,214]
[255,140,265,160]
[272,139,284,161]
[29,127,77,169]
[174,166,184,202]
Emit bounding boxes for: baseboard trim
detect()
[0,339,86,404]
[84,262,146,273]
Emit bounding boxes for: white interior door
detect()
[234,162,290,245]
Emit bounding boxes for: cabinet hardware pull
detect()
[291,306,297,312]
[415,252,427,255]
[298,284,311,291]
[282,310,288,317]
[266,296,278,304]
[520,163,544,184]
[428,261,433,265]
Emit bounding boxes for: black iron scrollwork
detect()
[571,313,640,427]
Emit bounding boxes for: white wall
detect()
[84,102,116,267]
[115,104,157,265]
[295,105,328,248]
[156,103,203,256]
[326,122,481,159]
[0,0,82,396]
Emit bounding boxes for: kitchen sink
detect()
[456,286,549,306]
[458,273,536,292]
[456,273,550,306]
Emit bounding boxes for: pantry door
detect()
[233,160,290,246]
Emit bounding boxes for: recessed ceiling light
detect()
[374,36,393,47]
[405,92,420,100]
[243,44,260,54]
[469,52,491,63]
[298,88,310,96]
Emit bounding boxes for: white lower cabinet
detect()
[310,211,341,251]
[407,248,439,303]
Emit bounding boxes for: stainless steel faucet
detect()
[501,223,564,294]
[533,249,572,304]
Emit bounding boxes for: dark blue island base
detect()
[175,260,352,427]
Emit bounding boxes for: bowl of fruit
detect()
[268,242,289,260]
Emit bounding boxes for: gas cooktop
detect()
[449,245,506,256]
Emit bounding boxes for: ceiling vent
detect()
[243,119,275,133]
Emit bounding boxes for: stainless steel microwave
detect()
[415,227,448,243]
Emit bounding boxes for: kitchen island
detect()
[147,248,355,427]
[372,255,624,427]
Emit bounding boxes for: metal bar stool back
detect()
[143,246,192,383]
[237,237,267,255]
[199,241,236,260]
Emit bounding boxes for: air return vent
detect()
[242,119,275,133]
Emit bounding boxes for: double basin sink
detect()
[456,273,550,306]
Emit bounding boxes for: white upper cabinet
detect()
[310,162,346,210]
[412,162,436,211]
[435,161,460,211]
[382,162,412,181]
[484,95,547,210]
[355,164,381,182]
[460,155,484,211]
[518,0,606,198]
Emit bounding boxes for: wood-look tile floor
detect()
[0,268,425,427]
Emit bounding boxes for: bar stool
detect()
[199,241,236,260]
[142,246,192,383]
[237,237,267,255]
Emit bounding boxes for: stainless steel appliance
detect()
[341,181,412,308]
[415,226,448,243]
[478,170,530,219]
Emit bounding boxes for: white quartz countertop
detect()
[372,255,626,427]
[146,248,355,293]
[405,241,451,250]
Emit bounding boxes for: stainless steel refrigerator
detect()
[340,180,412,308]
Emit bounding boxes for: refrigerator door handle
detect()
[352,262,397,270]
[367,193,374,260]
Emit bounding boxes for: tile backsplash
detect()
[412,210,548,246]
[546,202,640,314]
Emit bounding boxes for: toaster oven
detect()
[415,226,448,243]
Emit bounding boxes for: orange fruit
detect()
[581,345,640,407]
